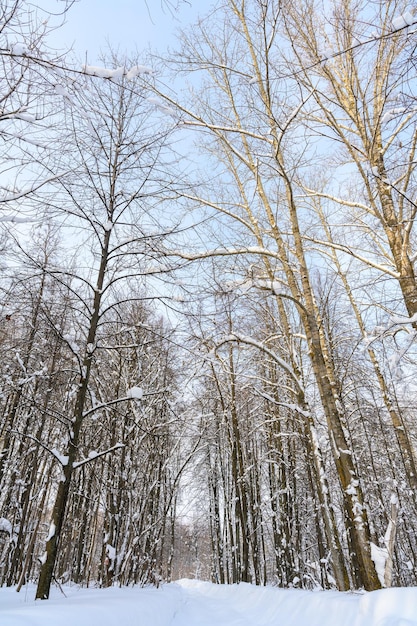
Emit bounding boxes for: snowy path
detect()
[1,579,417,626]
[171,584,256,626]
[171,580,360,626]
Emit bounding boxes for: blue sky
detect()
[40,0,212,62]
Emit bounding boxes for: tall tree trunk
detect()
[36,230,111,599]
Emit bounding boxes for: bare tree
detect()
[12,54,185,599]
[154,0,383,589]
[0,0,74,217]
[283,0,417,322]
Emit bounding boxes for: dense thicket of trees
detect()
[1,0,417,597]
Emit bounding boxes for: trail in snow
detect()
[171,584,255,626]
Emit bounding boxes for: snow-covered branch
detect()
[0,172,71,204]
[216,333,304,396]
[82,389,143,419]
[73,443,125,469]
[164,245,283,262]
[82,64,154,80]
[303,236,400,278]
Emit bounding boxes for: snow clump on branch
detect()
[82,65,154,80]
[126,386,143,400]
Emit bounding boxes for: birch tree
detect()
[157,0,382,590]
[283,0,417,322]
[281,0,417,576]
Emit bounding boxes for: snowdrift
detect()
[1,579,416,626]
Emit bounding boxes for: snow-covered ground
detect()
[1,579,416,625]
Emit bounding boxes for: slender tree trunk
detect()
[36,230,111,599]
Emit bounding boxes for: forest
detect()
[0,0,417,600]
